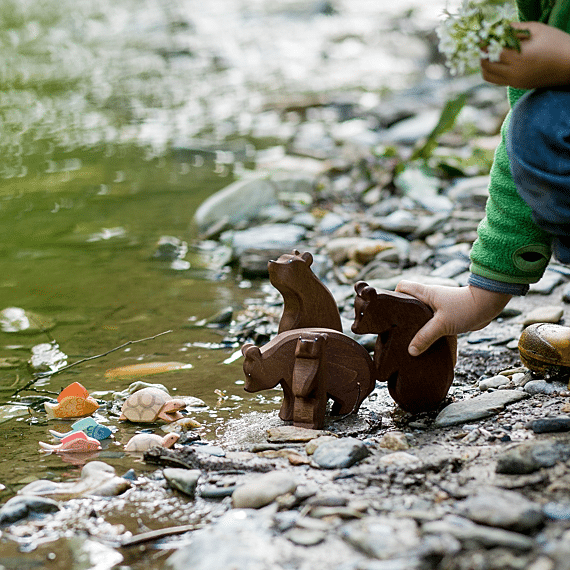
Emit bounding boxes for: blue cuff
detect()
[467,274,529,296]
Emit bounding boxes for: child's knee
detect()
[507,89,570,195]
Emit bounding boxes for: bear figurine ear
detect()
[242,344,262,361]
[300,251,313,266]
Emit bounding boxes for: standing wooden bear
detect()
[352,281,456,414]
[242,328,376,429]
[242,250,375,429]
[241,250,456,429]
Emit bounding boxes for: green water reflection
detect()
[0,146,272,495]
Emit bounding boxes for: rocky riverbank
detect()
[3,1,570,568]
[4,69,570,570]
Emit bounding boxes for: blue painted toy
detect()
[49,417,113,441]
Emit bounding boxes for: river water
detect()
[0,0,449,545]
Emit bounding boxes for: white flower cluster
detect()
[437,0,523,75]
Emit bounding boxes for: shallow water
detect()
[0,146,280,496]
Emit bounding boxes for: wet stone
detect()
[496,440,570,474]
[0,495,60,525]
[434,390,528,428]
[340,516,421,559]
[529,271,565,295]
[227,223,307,257]
[478,374,511,391]
[268,425,330,443]
[163,468,201,498]
[524,380,565,395]
[527,417,570,433]
[311,437,369,469]
[422,515,534,551]
[455,489,544,532]
[232,471,297,509]
[377,431,409,451]
[522,306,564,326]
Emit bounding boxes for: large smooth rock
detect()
[227,224,307,257]
[434,390,528,428]
[193,175,313,232]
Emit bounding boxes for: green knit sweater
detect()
[469,0,570,285]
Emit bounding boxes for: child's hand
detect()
[481,22,570,88]
[394,282,512,356]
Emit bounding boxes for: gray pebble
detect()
[527,417,570,433]
[455,489,543,532]
[312,437,369,469]
[496,441,567,474]
[163,468,201,498]
[544,502,570,520]
[422,515,534,551]
[524,380,563,395]
[434,390,528,428]
[340,516,420,559]
[232,471,297,509]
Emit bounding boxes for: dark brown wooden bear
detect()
[351,281,456,414]
[268,250,342,334]
[242,328,376,428]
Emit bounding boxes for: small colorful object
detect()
[49,417,113,441]
[39,431,102,453]
[119,387,186,423]
[124,432,179,452]
[44,382,99,419]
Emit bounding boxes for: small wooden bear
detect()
[268,250,342,334]
[242,328,376,429]
[351,281,456,414]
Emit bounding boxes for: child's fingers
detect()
[395,280,431,305]
[408,317,444,357]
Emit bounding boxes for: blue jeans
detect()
[506,87,570,263]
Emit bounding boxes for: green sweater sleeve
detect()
[469,109,552,284]
[469,0,570,285]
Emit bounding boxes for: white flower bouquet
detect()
[437,0,529,75]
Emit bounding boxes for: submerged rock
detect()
[0,495,60,526]
[0,307,56,334]
[18,461,131,499]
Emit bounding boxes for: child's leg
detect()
[506,88,570,263]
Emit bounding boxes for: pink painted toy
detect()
[39,431,102,454]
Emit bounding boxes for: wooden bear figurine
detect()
[242,328,376,428]
[268,250,342,334]
[351,282,456,414]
